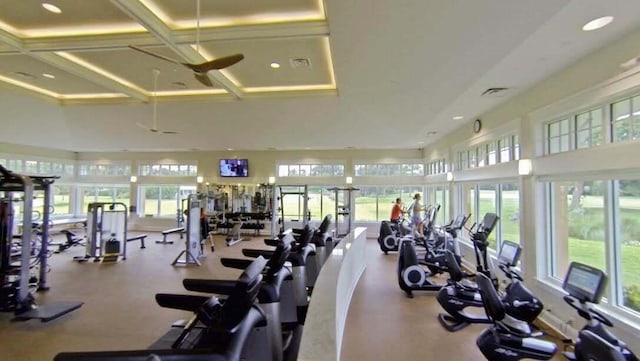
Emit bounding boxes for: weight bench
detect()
[127,234,147,249]
[156,227,185,245]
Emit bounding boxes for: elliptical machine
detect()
[395,208,450,298]
[437,239,542,333]
[422,213,470,275]
[561,262,638,361]
[475,272,558,360]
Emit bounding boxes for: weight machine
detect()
[172,194,204,266]
[327,187,359,238]
[278,185,310,234]
[75,202,127,263]
[0,164,82,321]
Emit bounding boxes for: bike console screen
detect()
[563,262,607,304]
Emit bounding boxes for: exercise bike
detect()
[561,262,638,361]
[475,271,558,360]
[437,239,542,333]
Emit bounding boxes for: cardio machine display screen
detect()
[563,262,607,303]
[498,240,521,266]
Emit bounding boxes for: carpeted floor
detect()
[0,231,564,361]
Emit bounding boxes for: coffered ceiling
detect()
[1,0,640,152]
[0,0,334,103]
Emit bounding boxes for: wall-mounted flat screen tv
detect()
[219,159,249,177]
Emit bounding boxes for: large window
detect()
[615,180,640,312]
[464,182,520,250]
[500,183,520,244]
[351,186,424,222]
[278,164,344,177]
[548,181,606,279]
[354,186,378,221]
[52,185,72,216]
[138,185,195,217]
[79,185,130,213]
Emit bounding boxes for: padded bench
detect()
[127,234,147,249]
[156,227,184,245]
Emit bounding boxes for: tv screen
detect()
[220,159,249,177]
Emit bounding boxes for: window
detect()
[280,185,310,221]
[615,180,640,313]
[52,185,72,216]
[576,108,603,149]
[499,137,511,163]
[80,185,130,213]
[426,159,446,175]
[139,163,197,176]
[353,163,424,176]
[611,95,640,142]
[478,183,498,249]
[138,185,195,217]
[78,163,131,177]
[278,164,344,177]
[463,182,519,250]
[547,181,606,280]
[547,117,571,154]
[500,183,520,244]
[355,186,378,221]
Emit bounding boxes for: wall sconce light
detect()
[268,176,276,184]
[197,176,204,183]
[446,172,454,182]
[129,175,137,183]
[346,176,353,184]
[518,159,533,176]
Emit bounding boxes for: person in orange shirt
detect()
[390,198,405,223]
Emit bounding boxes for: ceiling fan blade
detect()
[194,72,213,87]
[187,54,245,73]
[129,45,186,67]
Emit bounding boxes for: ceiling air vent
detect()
[481,87,509,97]
[290,58,311,69]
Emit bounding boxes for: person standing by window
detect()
[390,198,405,223]
[410,193,424,237]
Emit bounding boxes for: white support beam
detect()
[0,28,24,51]
[19,21,328,53]
[31,52,148,101]
[111,0,243,98]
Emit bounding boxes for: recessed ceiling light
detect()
[417,141,425,144]
[270,62,281,69]
[453,115,464,120]
[42,73,55,79]
[226,148,233,151]
[42,3,62,14]
[582,16,614,31]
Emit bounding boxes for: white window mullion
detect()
[609,180,623,307]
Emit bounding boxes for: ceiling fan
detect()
[136,69,178,135]
[128,0,244,87]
